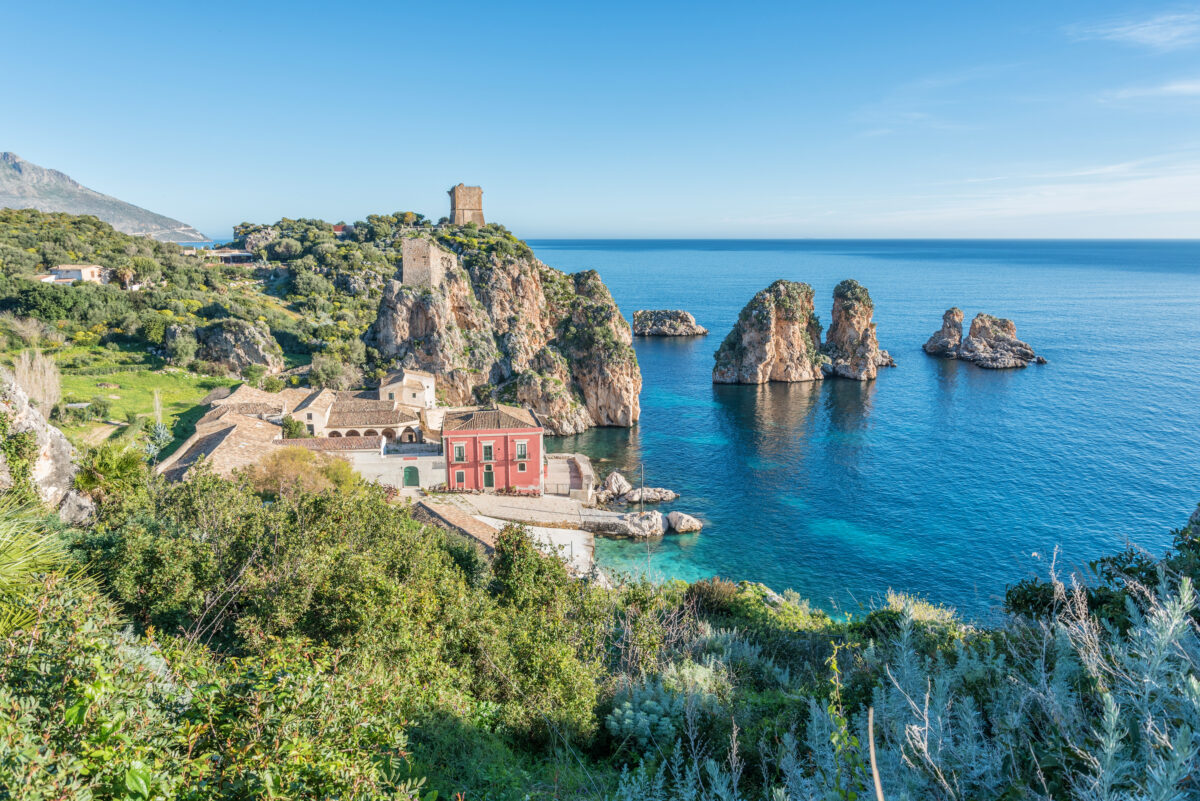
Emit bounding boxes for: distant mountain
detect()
[0,152,207,242]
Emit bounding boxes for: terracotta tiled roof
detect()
[441,404,540,432]
[278,436,383,452]
[327,407,416,427]
[331,398,397,412]
[160,428,234,482]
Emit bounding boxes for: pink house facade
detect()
[441,405,544,492]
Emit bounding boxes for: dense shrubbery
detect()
[4,426,1200,799]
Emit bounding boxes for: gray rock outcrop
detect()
[633,310,708,336]
[622,487,679,504]
[713,280,826,384]
[923,308,964,357]
[667,511,703,532]
[168,319,284,375]
[0,370,94,524]
[603,471,633,496]
[822,279,894,381]
[621,511,667,538]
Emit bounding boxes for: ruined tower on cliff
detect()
[448,184,484,225]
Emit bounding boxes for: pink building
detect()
[442,405,544,492]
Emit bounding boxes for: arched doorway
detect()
[382,428,396,441]
[345,430,361,437]
[401,427,418,443]
[328,431,342,438]
[403,466,420,487]
[364,429,379,437]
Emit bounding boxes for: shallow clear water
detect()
[531,240,1200,620]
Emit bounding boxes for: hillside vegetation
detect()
[3,453,1200,799]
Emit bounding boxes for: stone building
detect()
[448,183,484,225]
[400,238,456,288]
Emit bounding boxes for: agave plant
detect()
[0,495,89,636]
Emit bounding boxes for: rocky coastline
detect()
[367,235,641,435]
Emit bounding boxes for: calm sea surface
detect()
[529,240,1200,620]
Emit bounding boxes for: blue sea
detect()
[530,240,1200,620]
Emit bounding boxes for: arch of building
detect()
[364,429,379,437]
[345,430,361,437]
[400,425,421,443]
[328,431,342,438]
[382,428,397,440]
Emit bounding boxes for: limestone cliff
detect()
[0,370,94,523]
[367,234,640,434]
[822,279,894,380]
[712,280,826,384]
[923,308,964,357]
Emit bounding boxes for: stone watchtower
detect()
[400,238,456,288]
[448,184,484,225]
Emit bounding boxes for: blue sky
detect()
[3,1,1199,238]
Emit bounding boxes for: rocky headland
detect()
[712,280,826,384]
[821,279,895,381]
[367,232,641,435]
[923,308,1045,369]
[633,309,708,336]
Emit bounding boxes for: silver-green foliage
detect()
[611,581,1200,800]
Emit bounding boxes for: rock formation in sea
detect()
[922,307,964,357]
[0,370,95,524]
[959,313,1046,369]
[621,487,679,504]
[923,308,1045,368]
[667,511,703,533]
[633,310,708,336]
[367,234,641,435]
[821,279,895,381]
[712,280,826,384]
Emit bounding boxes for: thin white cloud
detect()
[1070,11,1200,51]
[1108,78,1200,99]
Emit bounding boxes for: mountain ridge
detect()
[0,152,207,242]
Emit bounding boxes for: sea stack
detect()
[713,280,825,384]
[923,307,964,357]
[922,308,1045,368]
[822,279,894,380]
[633,310,708,336]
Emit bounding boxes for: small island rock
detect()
[603,471,633,496]
[667,511,703,532]
[633,310,708,336]
[822,279,894,381]
[713,280,825,384]
[923,307,964,357]
[959,314,1045,369]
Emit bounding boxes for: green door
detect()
[483,468,495,489]
[403,466,419,487]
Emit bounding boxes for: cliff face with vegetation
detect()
[712,280,825,384]
[368,228,640,434]
[822,279,894,380]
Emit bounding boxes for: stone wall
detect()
[400,238,456,288]
[448,184,485,225]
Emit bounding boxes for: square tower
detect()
[448,183,485,225]
[400,238,456,288]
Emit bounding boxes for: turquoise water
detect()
[531,240,1200,619]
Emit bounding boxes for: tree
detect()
[246,446,358,498]
[281,415,308,438]
[0,498,94,636]
[308,353,361,390]
[166,332,198,364]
